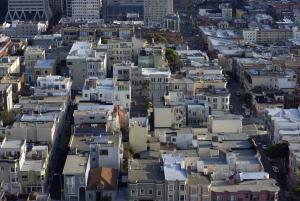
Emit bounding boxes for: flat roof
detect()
[128,159,164,183]
[34,59,55,68]
[20,160,44,172]
[63,154,88,175]
[210,179,280,192]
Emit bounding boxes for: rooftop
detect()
[63,155,88,175]
[20,160,45,172]
[162,154,187,181]
[34,59,56,69]
[67,41,92,59]
[87,168,118,190]
[210,179,280,192]
[128,159,164,183]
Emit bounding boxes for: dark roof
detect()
[87,168,118,191]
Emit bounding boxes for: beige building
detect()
[24,46,46,83]
[34,59,56,79]
[129,117,148,154]
[208,114,243,133]
[0,56,20,77]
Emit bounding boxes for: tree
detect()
[267,143,289,173]
[0,111,15,127]
[165,48,180,73]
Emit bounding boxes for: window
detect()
[213,98,218,103]
[168,184,174,191]
[148,189,153,195]
[180,185,185,191]
[84,94,88,98]
[180,195,185,201]
[140,189,144,195]
[22,175,28,181]
[100,149,108,155]
[230,195,235,201]
[131,190,136,196]
[157,190,161,196]
[80,176,85,184]
[10,167,15,172]
[168,195,173,201]
[0,167,3,172]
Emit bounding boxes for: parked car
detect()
[262,144,268,150]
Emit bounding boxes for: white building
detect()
[157,128,193,150]
[82,78,114,104]
[89,132,123,171]
[35,75,72,97]
[82,77,131,110]
[67,41,92,91]
[0,138,26,193]
[265,108,300,143]
[67,41,108,91]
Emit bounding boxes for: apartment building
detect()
[0,84,13,111]
[129,117,148,154]
[243,67,297,92]
[1,21,47,38]
[162,154,187,201]
[35,75,72,98]
[0,138,26,193]
[24,47,46,84]
[104,39,135,71]
[67,42,108,91]
[9,114,59,144]
[153,96,186,128]
[85,167,118,201]
[264,108,300,143]
[19,145,48,193]
[242,28,296,44]
[73,104,119,132]
[144,0,174,26]
[208,114,243,134]
[204,87,230,113]
[5,0,52,21]
[210,173,279,201]
[138,46,165,68]
[66,0,102,19]
[67,41,92,91]
[89,132,123,171]
[157,128,193,150]
[128,159,165,201]
[142,68,171,96]
[0,57,20,78]
[63,154,90,201]
[1,74,23,96]
[34,59,56,81]
[81,77,131,110]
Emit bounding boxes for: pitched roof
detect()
[86,168,118,191]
